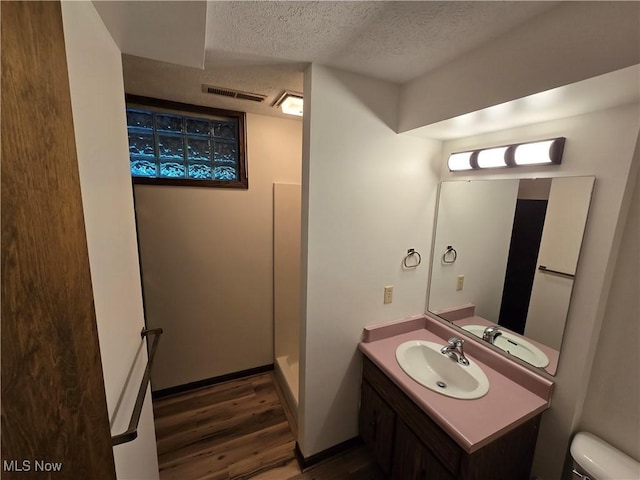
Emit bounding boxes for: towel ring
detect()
[442,245,457,264]
[403,249,422,269]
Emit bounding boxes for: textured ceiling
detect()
[204,1,557,83]
[123,1,559,118]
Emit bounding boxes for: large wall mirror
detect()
[427,176,595,375]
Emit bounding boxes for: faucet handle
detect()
[448,336,464,347]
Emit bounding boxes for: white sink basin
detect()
[395,340,489,400]
[461,325,549,368]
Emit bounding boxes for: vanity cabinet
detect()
[360,357,540,480]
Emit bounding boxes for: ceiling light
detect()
[447,137,565,171]
[273,91,303,116]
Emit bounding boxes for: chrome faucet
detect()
[483,326,502,344]
[440,337,470,366]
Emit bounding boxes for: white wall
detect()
[399,2,640,133]
[299,64,442,457]
[61,2,159,479]
[579,167,639,461]
[135,113,302,390]
[428,179,518,319]
[439,103,639,480]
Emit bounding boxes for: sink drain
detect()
[436,381,447,389]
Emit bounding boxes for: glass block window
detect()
[125,95,247,189]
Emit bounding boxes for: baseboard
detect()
[294,437,362,471]
[272,369,298,441]
[152,364,274,400]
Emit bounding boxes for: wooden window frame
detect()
[125,94,248,189]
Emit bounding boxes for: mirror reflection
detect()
[427,176,595,375]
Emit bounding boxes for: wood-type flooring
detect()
[154,372,384,480]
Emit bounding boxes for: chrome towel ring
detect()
[442,245,457,264]
[403,249,422,269]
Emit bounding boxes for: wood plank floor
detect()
[153,372,385,480]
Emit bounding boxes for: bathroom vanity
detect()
[359,315,554,480]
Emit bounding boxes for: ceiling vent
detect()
[202,84,266,103]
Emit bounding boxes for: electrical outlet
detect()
[384,286,394,304]
[456,275,464,291]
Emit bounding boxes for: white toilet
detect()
[570,432,640,479]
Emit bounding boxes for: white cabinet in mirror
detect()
[427,176,595,375]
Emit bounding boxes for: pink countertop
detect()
[359,314,554,454]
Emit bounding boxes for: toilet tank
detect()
[571,432,640,480]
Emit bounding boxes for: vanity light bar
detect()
[448,137,565,171]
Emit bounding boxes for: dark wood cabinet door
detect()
[392,420,454,480]
[360,380,396,475]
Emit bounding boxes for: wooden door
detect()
[1,2,116,478]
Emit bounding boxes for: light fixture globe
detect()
[447,151,474,171]
[513,138,565,166]
[477,146,508,169]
